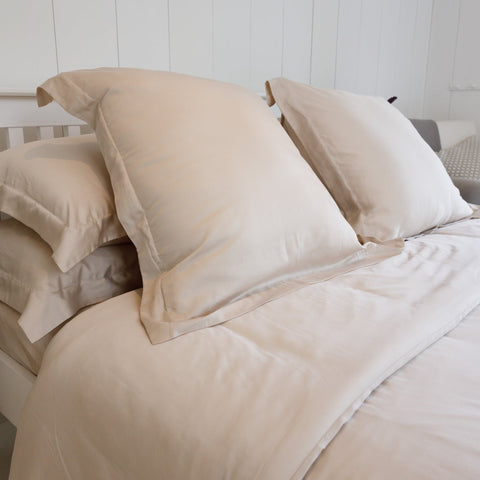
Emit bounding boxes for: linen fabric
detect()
[0,218,141,342]
[266,77,473,243]
[0,300,58,375]
[0,134,126,272]
[10,218,480,480]
[37,68,385,344]
[305,301,480,480]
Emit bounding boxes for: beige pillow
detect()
[0,134,126,271]
[0,218,141,342]
[266,78,473,243]
[37,68,393,344]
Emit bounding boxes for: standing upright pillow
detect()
[266,78,472,243]
[37,68,394,344]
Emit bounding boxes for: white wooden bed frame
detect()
[0,89,476,430]
[0,90,86,427]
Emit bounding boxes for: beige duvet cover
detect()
[10,219,480,480]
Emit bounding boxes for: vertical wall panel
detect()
[409,0,433,118]
[335,0,363,92]
[170,0,214,78]
[0,0,57,89]
[2,0,439,120]
[53,0,118,71]
[282,0,313,83]
[390,0,418,115]
[424,0,461,120]
[213,0,251,87]
[356,0,383,95]
[310,0,339,88]
[116,0,170,70]
[250,0,284,93]
[376,1,403,100]
[452,0,480,85]
[449,0,480,130]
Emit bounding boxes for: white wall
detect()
[424,0,480,132]
[0,0,433,117]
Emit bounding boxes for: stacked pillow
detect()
[35,69,473,345]
[0,134,142,346]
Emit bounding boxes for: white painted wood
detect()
[1,0,440,118]
[0,96,84,128]
[213,0,251,87]
[424,0,461,120]
[0,349,35,427]
[282,0,313,84]
[451,0,480,86]
[356,0,383,95]
[53,0,118,71]
[0,0,57,90]
[250,0,284,93]
[0,89,36,97]
[335,0,363,92]
[449,91,480,136]
[65,125,82,137]
[390,0,418,115]
[410,0,433,119]
[170,0,214,79]
[116,0,170,70]
[310,0,339,88]
[6,128,24,149]
[446,0,480,132]
[37,126,55,140]
[376,1,403,101]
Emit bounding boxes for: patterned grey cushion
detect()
[438,136,480,204]
[438,135,480,180]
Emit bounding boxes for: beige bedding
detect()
[10,218,480,480]
[306,303,480,480]
[0,301,56,375]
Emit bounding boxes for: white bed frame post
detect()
[0,90,86,426]
[0,89,85,145]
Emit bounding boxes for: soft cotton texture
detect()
[10,218,480,480]
[37,68,387,344]
[266,77,472,243]
[0,300,57,375]
[0,218,141,342]
[0,134,126,271]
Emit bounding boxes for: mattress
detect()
[0,301,57,375]
[10,217,480,480]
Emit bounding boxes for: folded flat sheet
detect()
[11,219,480,480]
[0,300,55,375]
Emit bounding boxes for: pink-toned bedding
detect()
[10,218,480,480]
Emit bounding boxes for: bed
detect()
[1,72,480,480]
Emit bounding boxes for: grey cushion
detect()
[452,178,480,204]
[410,119,441,152]
[438,135,480,204]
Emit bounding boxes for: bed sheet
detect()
[306,301,480,480]
[0,301,56,375]
[10,218,480,480]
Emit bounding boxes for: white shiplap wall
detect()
[0,0,433,117]
[424,0,480,132]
